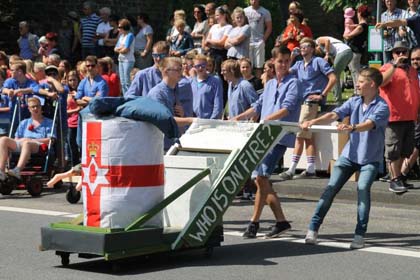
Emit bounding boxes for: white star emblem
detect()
[82,157,109,195]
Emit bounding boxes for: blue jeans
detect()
[309,156,379,236]
[119,60,134,95]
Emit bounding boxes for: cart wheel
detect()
[111,262,121,273]
[0,181,13,195]
[27,178,43,197]
[60,253,70,267]
[204,247,214,258]
[66,186,81,204]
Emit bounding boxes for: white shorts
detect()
[14,140,41,153]
[249,41,265,69]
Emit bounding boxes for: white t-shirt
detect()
[317,36,350,57]
[96,21,112,46]
[208,24,233,50]
[244,6,271,43]
[135,25,153,51]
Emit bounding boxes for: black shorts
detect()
[385,121,415,161]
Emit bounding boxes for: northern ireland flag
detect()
[81,117,164,228]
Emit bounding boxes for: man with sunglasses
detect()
[0,97,55,181]
[75,55,108,108]
[125,41,169,98]
[379,41,420,194]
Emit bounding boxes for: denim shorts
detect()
[252,144,287,178]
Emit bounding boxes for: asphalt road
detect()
[1,188,420,280]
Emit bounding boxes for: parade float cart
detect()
[40,118,336,269]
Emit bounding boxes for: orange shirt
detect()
[282,23,313,51]
[379,64,420,122]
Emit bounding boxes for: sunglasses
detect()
[194,63,207,69]
[300,43,312,49]
[393,50,408,55]
[411,57,420,61]
[118,26,123,29]
[152,53,167,59]
[86,64,96,68]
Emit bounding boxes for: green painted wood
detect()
[124,168,211,231]
[50,222,124,233]
[172,123,287,250]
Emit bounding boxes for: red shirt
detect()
[380,64,420,122]
[282,23,313,52]
[67,94,79,128]
[102,72,121,97]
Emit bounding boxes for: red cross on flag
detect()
[81,118,165,228]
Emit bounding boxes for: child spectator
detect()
[343,7,356,39]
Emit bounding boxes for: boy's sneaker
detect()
[293,170,317,179]
[7,168,21,180]
[243,222,259,239]
[379,173,391,182]
[305,230,318,244]
[0,171,6,182]
[350,235,365,249]
[389,178,407,194]
[264,221,291,238]
[278,171,293,181]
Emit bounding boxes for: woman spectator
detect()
[170,19,194,57]
[66,70,81,166]
[277,10,312,52]
[0,51,10,78]
[103,14,120,64]
[98,57,121,97]
[239,58,263,93]
[204,6,232,74]
[42,32,61,65]
[225,7,251,60]
[114,18,135,94]
[260,60,275,87]
[166,10,192,43]
[343,5,370,95]
[191,4,209,51]
[24,60,36,80]
[134,13,153,70]
[58,59,71,83]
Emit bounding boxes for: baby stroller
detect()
[0,97,66,197]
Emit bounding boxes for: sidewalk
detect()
[271,174,420,207]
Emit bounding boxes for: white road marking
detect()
[224,230,420,259]
[0,206,79,218]
[1,206,419,259]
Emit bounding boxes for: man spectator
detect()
[379,41,420,193]
[80,1,102,58]
[17,21,39,61]
[233,46,301,238]
[95,7,112,57]
[0,97,55,181]
[379,0,409,62]
[205,2,216,18]
[75,56,108,107]
[244,0,272,78]
[401,47,420,180]
[303,68,389,249]
[279,38,336,180]
[401,0,420,48]
[46,54,61,67]
[2,61,39,120]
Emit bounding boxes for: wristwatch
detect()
[351,124,357,133]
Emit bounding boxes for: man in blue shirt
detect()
[125,41,168,98]
[301,68,389,249]
[148,57,194,150]
[233,46,301,239]
[0,97,56,181]
[2,61,40,120]
[191,54,224,119]
[279,37,336,180]
[75,56,108,107]
[17,21,39,60]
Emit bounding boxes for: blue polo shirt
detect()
[2,78,40,119]
[334,95,389,165]
[15,117,56,139]
[76,75,109,99]
[228,78,258,118]
[252,75,302,147]
[289,56,334,101]
[191,75,224,119]
[125,66,162,98]
[39,82,69,130]
[177,77,193,117]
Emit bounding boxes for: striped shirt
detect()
[381,8,405,51]
[80,13,102,48]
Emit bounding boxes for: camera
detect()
[401,58,409,64]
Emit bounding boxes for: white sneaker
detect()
[305,230,318,244]
[350,235,365,249]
